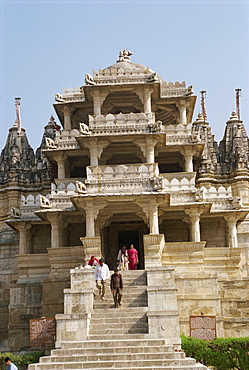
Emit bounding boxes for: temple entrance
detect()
[103,222,147,270]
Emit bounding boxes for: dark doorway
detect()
[118,230,139,249]
[118,230,142,269]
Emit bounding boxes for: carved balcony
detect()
[84,112,164,137]
[85,163,159,194]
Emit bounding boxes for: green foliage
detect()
[0,352,44,370]
[181,335,249,370]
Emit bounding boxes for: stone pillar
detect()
[149,203,159,234]
[54,153,67,179]
[146,136,158,163]
[185,209,202,242]
[84,139,109,167]
[180,147,195,172]
[85,204,95,237]
[90,89,108,116]
[146,267,181,348]
[224,214,238,248]
[16,222,32,254]
[144,87,153,113]
[61,105,74,130]
[176,99,190,125]
[47,213,64,248]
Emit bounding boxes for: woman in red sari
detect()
[127,244,138,270]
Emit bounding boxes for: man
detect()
[4,357,18,370]
[94,258,110,300]
[110,267,123,308]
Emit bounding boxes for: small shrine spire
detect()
[200,90,207,123]
[235,88,242,120]
[15,97,22,134]
[117,48,133,63]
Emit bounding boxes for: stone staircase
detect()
[29,270,210,369]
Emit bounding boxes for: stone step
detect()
[91,306,147,316]
[40,351,186,363]
[51,345,177,356]
[29,364,208,370]
[87,333,151,340]
[89,326,148,335]
[29,357,200,369]
[90,314,148,324]
[59,338,170,349]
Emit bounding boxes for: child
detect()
[110,268,123,308]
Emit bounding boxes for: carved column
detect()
[180,147,195,172]
[176,99,190,125]
[224,214,238,248]
[144,87,153,113]
[146,136,158,163]
[54,153,67,179]
[185,209,202,242]
[84,139,109,167]
[90,88,108,116]
[85,201,95,237]
[47,213,64,248]
[16,222,32,254]
[61,105,74,130]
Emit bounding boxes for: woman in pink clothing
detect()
[127,244,138,270]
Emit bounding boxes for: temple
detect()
[0,49,249,354]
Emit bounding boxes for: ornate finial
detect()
[117,48,133,62]
[229,111,239,121]
[235,88,241,120]
[14,97,22,134]
[200,91,208,123]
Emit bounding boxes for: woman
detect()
[88,255,99,267]
[127,244,138,270]
[117,245,129,271]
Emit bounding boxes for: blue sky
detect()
[1,0,249,151]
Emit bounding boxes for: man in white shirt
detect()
[4,357,18,370]
[94,258,110,300]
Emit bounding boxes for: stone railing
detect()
[86,163,159,194]
[85,112,163,136]
[160,172,197,192]
[54,129,81,150]
[55,87,85,102]
[92,67,153,85]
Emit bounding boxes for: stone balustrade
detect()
[160,172,196,192]
[54,129,81,149]
[59,87,85,102]
[86,112,162,136]
[86,163,158,194]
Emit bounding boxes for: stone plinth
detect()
[55,268,95,347]
[16,254,50,282]
[80,237,101,265]
[162,242,205,274]
[144,234,165,268]
[47,246,85,278]
[146,267,181,348]
[203,247,242,277]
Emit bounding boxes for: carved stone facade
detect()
[0,49,249,352]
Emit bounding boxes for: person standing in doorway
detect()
[128,244,139,270]
[110,267,123,308]
[117,245,129,271]
[94,258,110,300]
[4,357,18,370]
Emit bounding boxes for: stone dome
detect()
[105,48,155,75]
